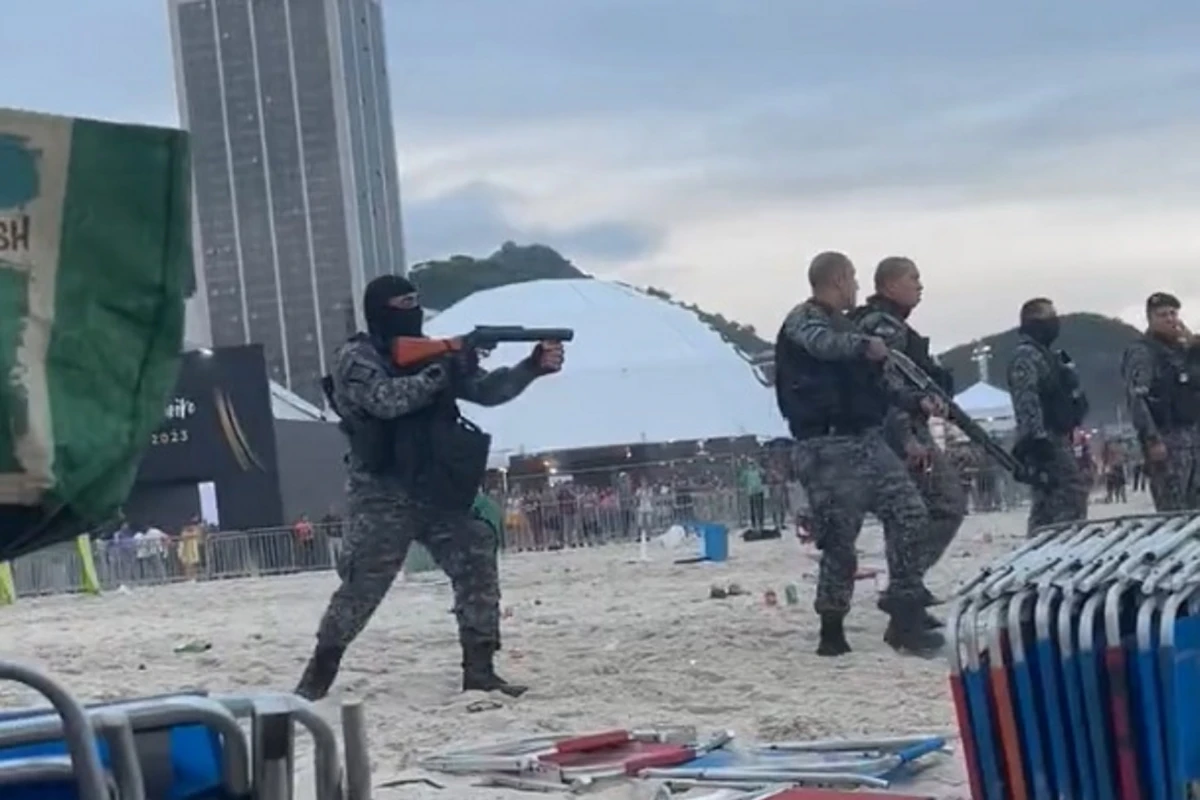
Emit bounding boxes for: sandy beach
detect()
[0,496,1153,799]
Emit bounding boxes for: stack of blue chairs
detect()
[0,660,370,799]
[948,511,1200,800]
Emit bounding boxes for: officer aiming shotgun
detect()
[886,348,1048,487]
[298,274,571,702]
[321,325,575,410]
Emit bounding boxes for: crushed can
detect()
[784,583,800,605]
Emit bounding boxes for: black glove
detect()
[1013,436,1057,489]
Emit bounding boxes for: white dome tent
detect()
[424,279,787,460]
[953,381,1015,434]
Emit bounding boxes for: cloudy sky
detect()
[7,0,1200,348]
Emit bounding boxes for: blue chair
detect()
[0,693,248,799]
[0,660,366,800]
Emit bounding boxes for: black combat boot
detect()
[816,614,852,657]
[922,610,946,630]
[882,603,946,657]
[294,644,345,702]
[918,585,943,607]
[907,585,945,628]
[462,642,528,698]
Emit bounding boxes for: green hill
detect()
[410,241,588,310]
[410,242,767,354]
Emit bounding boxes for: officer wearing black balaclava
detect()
[296,274,566,701]
[1121,292,1200,511]
[1006,297,1091,533]
[364,274,425,339]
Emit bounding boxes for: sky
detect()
[5,0,1200,350]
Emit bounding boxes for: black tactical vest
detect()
[848,297,954,395]
[773,318,889,440]
[1039,347,1089,434]
[1144,337,1200,429]
[328,335,489,510]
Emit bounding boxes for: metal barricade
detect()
[5,452,823,595]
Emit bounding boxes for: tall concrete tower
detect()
[169,0,406,403]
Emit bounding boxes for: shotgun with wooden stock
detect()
[391,325,575,369]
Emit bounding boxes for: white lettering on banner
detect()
[164,397,196,420]
[150,429,190,446]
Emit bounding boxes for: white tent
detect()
[953,381,1015,434]
[425,279,787,459]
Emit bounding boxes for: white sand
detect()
[0,496,1153,799]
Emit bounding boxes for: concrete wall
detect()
[274,419,347,521]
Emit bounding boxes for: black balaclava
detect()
[1021,315,1060,347]
[363,274,422,340]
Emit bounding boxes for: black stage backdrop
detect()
[128,345,283,533]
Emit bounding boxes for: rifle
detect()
[392,326,575,369]
[886,349,1043,486]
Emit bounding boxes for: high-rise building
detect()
[168,0,406,404]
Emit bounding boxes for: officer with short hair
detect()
[849,257,966,622]
[1007,298,1091,532]
[775,251,942,658]
[1122,292,1200,511]
[294,274,565,701]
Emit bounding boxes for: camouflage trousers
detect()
[1028,435,1090,534]
[795,429,929,617]
[314,486,501,652]
[1146,428,1200,512]
[893,443,967,576]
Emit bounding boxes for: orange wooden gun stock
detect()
[391,337,464,368]
[391,325,575,369]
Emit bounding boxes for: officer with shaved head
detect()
[774,251,942,658]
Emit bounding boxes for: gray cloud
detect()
[10,0,1200,344]
[404,181,664,264]
[389,0,1200,123]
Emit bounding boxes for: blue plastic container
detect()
[701,523,728,562]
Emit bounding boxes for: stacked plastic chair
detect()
[0,659,372,799]
[948,510,1200,800]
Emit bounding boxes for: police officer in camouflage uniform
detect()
[1122,292,1200,511]
[849,257,966,622]
[295,275,565,701]
[775,251,943,658]
[1006,298,1091,533]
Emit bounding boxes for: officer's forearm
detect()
[882,406,913,447]
[882,363,924,413]
[1122,348,1160,441]
[785,316,868,361]
[1128,395,1160,442]
[1010,388,1048,439]
[458,361,539,407]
